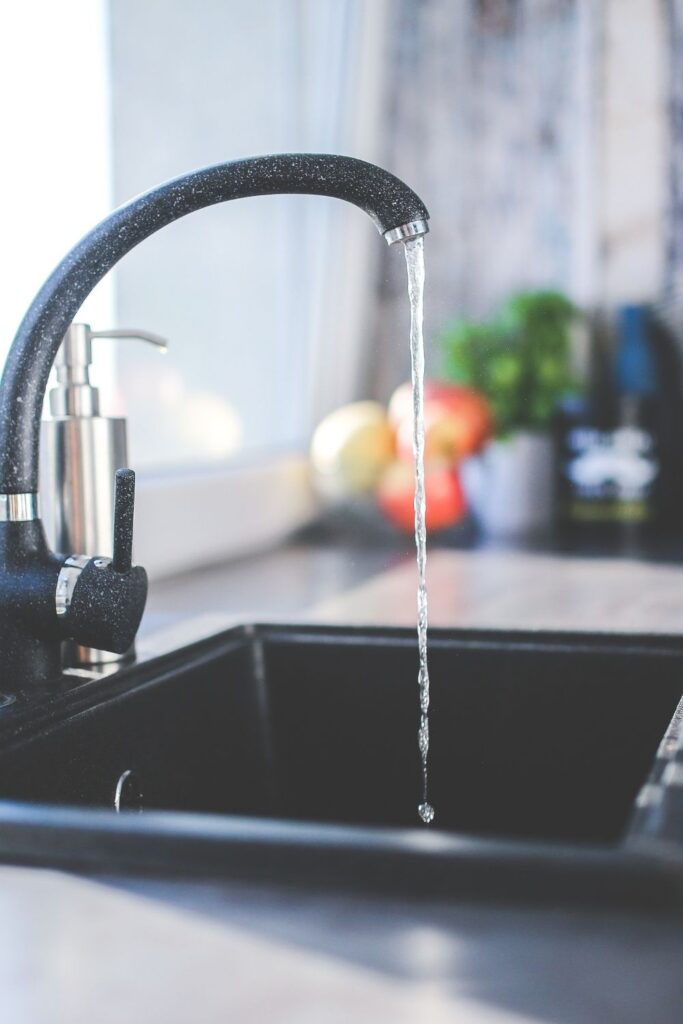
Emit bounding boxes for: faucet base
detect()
[0,520,63,689]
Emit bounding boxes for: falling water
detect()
[404,237,434,826]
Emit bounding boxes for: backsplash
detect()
[372,0,676,396]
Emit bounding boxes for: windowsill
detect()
[135,452,319,582]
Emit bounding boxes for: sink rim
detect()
[0,795,679,911]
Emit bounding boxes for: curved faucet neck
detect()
[0,153,428,497]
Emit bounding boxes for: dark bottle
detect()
[555,305,661,543]
[611,304,660,529]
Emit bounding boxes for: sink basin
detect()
[0,625,682,904]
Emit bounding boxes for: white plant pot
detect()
[461,431,555,538]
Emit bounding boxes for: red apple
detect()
[376,460,467,533]
[389,380,493,460]
[394,403,475,464]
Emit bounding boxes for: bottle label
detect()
[562,426,659,523]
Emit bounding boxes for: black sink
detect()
[0,625,682,903]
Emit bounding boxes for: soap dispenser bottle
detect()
[41,322,166,665]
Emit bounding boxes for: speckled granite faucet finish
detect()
[0,154,429,687]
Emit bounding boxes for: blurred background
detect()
[3,0,683,576]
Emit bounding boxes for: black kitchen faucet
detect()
[0,154,429,688]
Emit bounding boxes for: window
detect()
[0,0,114,351]
[1,1,391,577]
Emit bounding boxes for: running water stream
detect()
[404,237,434,825]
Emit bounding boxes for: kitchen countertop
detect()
[143,539,683,636]
[4,542,683,1023]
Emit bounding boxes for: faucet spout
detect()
[0,154,428,497]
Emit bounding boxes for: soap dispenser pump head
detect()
[49,323,168,418]
[50,323,100,417]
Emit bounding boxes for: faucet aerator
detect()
[383,219,430,246]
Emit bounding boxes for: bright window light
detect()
[0,0,113,362]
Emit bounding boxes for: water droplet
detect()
[418,802,435,824]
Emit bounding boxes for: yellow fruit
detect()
[310,401,396,499]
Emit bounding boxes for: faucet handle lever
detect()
[53,468,147,654]
[112,468,136,573]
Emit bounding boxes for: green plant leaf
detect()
[438,289,578,437]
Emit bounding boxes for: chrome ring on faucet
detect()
[383,219,430,245]
[0,493,39,521]
[55,554,90,618]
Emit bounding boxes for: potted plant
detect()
[440,290,577,536]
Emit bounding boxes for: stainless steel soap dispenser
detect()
[41,322,166,665]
